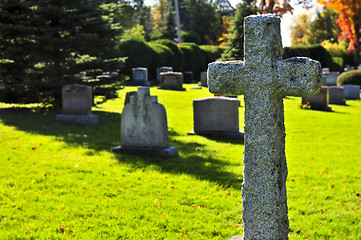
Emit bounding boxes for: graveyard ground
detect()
[0,84,360,239]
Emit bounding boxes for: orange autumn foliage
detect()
[257,0,294,16]
[318,0,361,52]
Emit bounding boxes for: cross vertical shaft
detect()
[207,14,322,240]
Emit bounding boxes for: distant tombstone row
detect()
[301,84,360,110]
[56,84,98,125]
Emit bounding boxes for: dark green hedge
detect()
[155,39,184,71]
[337,70,361,86]
[283,44,342,72]
[147,42,176,79]
[118,38,152,76]
[119,38,224,81]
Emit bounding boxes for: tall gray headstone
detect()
[207,14,322,240]
[328,86,346,105]
[113,87,178,157]
[56,84,98,125]
[200,71,208,87]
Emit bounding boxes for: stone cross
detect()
[207,14,322,240]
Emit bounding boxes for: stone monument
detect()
[302,86,332,110]
[328,86,346,105]
[207,14,322,240]
[183,71,194,83]
[56,84,98,125]
[200,71,208,87]
[189,97,243,138]
[159,72,185,90]
[113,87,178,158]
[131,67,149,86]
[342,85,360,99]
[322,68,338,86]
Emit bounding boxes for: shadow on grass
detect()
[0,107,243,189]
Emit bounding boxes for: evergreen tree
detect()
[161,0,176,40]
[222,0,258,60]
[0,0,123,106]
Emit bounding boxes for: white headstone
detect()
[208,14,322,240]
[113,87,178,157]
[323,71,339,86]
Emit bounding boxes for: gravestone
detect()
[159,72,185,91]
[56,84,98,125]
[113,87,178,158]
[322,71,338,86]
[183,71,193,83]
[156,66,173,81]
[189,97,243,138]
[302,86,332,110]
[207,14,322,240]
[328,86,346,105]
[131,67,149,86]
[342,85,360,99]
[200,71,208,87]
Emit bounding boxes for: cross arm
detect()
[275,57,323,97]
[207,60,246,96]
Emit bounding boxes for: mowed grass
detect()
[0,84,360,239]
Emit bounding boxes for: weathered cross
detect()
[207,14,322,240]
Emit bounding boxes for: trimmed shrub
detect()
[147,42,176,80]
[118,38,152,76]
[337,70,361,86]
[200,45,224,66]
[156,39,184,71]
[181,31,201,44]
[283,45,340,71]
[178,43,206,78]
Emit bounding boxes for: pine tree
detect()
[0,0,124,106]
[161,0,176,40]
[221,0,258,60]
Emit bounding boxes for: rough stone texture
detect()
[56,114,99,125]
[190,97,243,139]
[343,85,360,99]
[207,14,322,240]
[159,72,185,91]
[200,71,208,87]
[302,86,332,110]
[61,84,92,115]
[113,87,178,157]
[156,66,173,81]
[131,67,149,86]
[328,86,346,105]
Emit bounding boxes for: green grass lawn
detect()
[1,84,360,239]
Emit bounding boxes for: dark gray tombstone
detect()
[113,87,178,157]
[328,86,346,105]
[302,86,331,110]
[156,66,173,81]
[131,67,149,86]
[200,71,208,87]
[189,97,243,138]
[158,72,185,91]
[56,84,98,125]
[183,71,193,83]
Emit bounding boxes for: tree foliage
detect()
[318,0,361,65]
[0,0,124,106]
